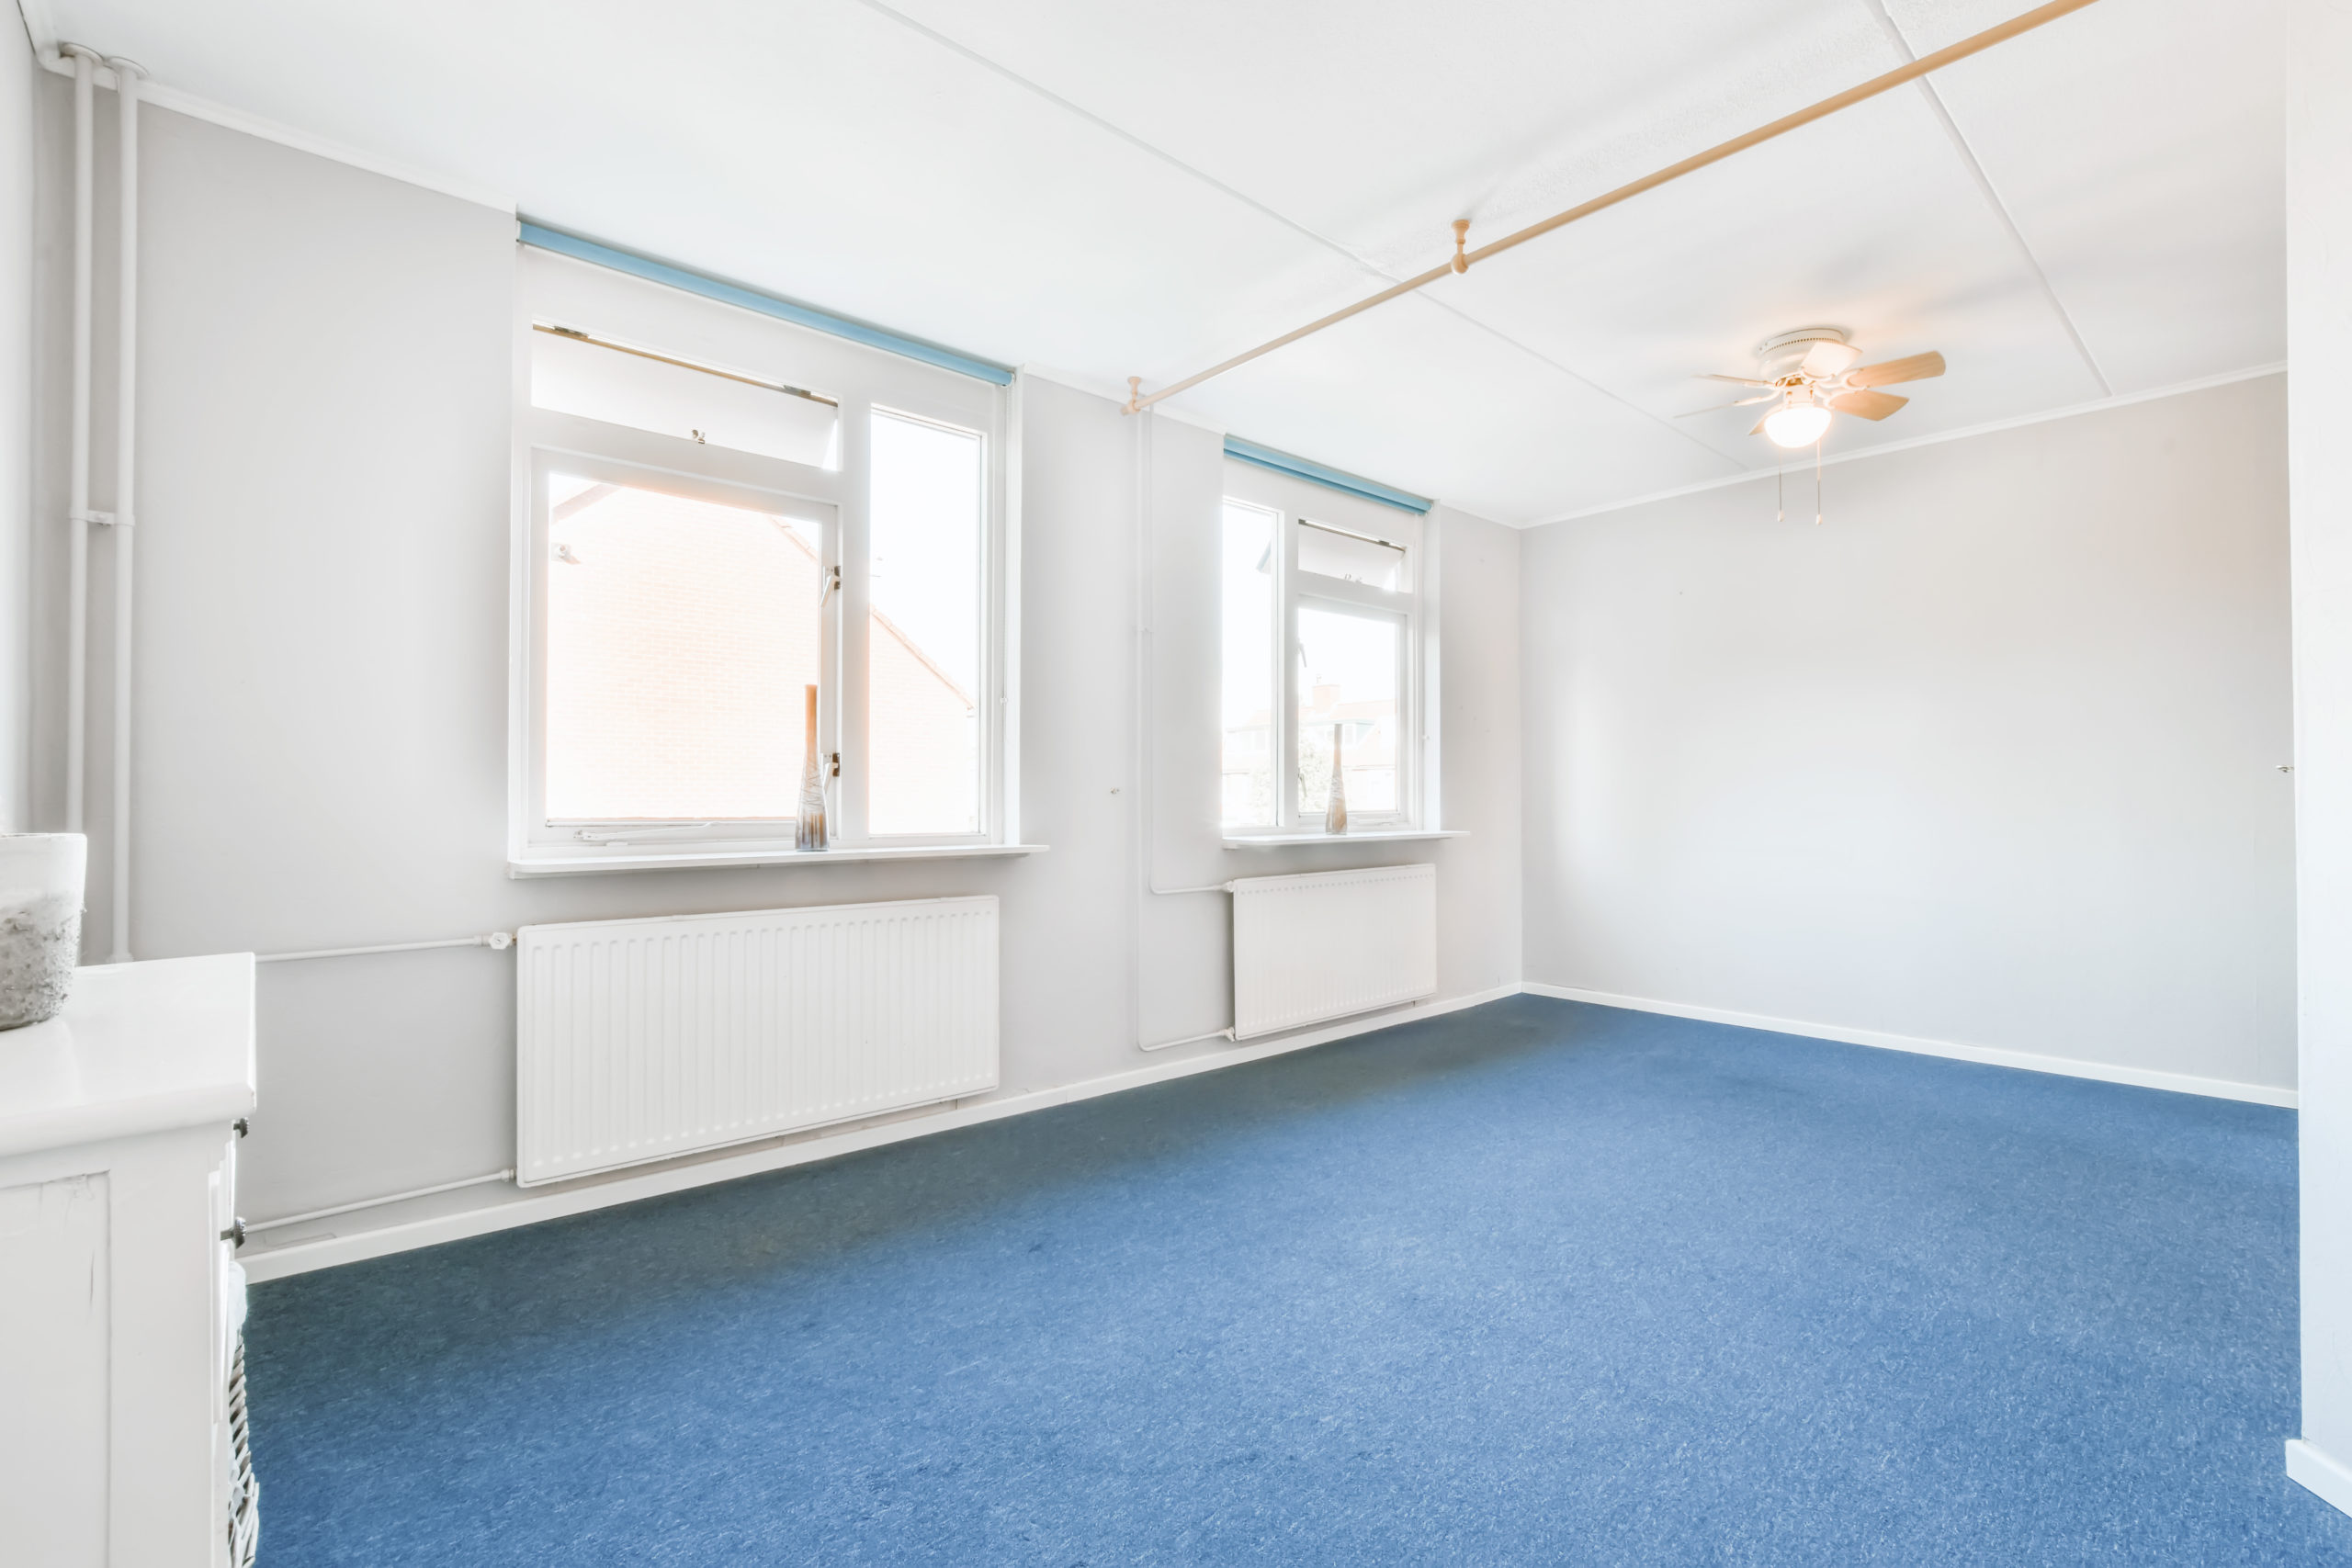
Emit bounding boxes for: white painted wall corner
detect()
[2288,1440,2352,1518]
[1538,363,2288,525]
[21,38,514,213]
[1522,983,2297,1109]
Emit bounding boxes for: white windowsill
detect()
[1221,829,1467,849]
[508,843,1049,877]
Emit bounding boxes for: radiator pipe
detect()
[1130,407,1239,1052]
[1139,1026,1236,1055]
[105,56,141,964]
[62,46,95,838]
[254,931,515,964]
[243,1168,516,1236]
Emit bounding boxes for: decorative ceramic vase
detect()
[1324,722,1348,834]
[0,833,85,1029]
[796,684,829,851]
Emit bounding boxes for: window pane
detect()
[1222,501,1278,827]
[869,409,982,836]
[545,476,824,821]
[1295,518,1404,590]
[532,326,840,468]
[1297,606,1400,817]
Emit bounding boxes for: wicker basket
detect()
[226,1337,259,1567]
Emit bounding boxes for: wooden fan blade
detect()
[1750,411,1775,436]
[1677,394,1775,417]
[1701,372,1773,386]
[1828,389,1908,421]
[1846,351,1945,388]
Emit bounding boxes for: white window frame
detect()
[1219,459,1430,840]
[507,246,1013,873]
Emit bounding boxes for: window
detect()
[529,324,841,468]
[543,476,826,822]
[1220,463,1427,836]
[868,409,982,836]
[513,246,1007,867]
[1220,500,1278,826]
[1296,604,1400,818]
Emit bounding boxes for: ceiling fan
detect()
[1686,327,1946,448]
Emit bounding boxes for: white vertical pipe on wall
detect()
[1131,409,1236,1054]
[62,47,94,836]
[1128,406,1150,1049]
[106,58,141,964]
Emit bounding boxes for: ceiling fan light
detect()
[1763,400,1833,448]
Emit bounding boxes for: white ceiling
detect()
[17,0,2284,524]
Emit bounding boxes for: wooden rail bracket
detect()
[1114,0,2101,418]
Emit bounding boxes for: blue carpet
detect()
[246,997,2352,1564]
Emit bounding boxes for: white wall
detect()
[0,14,32,831]
[2288,0,2352,1511]
[25,98,1523,1224]
[1521,376,2295,1095]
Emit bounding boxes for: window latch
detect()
[819,565,841,609]
[828,751,842,779]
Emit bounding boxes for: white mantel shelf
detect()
[0,953,257,1160]
[1223,830,1468,849]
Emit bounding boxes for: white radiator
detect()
[515,897,999,1185]
[1230,864,1438,1040]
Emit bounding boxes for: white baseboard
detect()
[240,982,1524,1282]
[243,977,2295,1283]
[1522,983,2298,1109]
[2288,1440,2352,1518]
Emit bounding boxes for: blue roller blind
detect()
[1222,436,1432,514]
[519,221,1015,388]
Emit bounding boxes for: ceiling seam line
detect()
[842,0,1733,460]
[1860,0,2111,397]
[1532,361,2282,526]
[1404,291,1749,469]
[840,0,1374,272]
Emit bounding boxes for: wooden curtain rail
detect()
[1122,0,2102,415]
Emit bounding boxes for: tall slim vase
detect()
[1324,722,1348,834]
[797,684,828,851]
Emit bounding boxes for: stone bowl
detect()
[0,834,86,1029]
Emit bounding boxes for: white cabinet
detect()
[0,955,257,1568]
